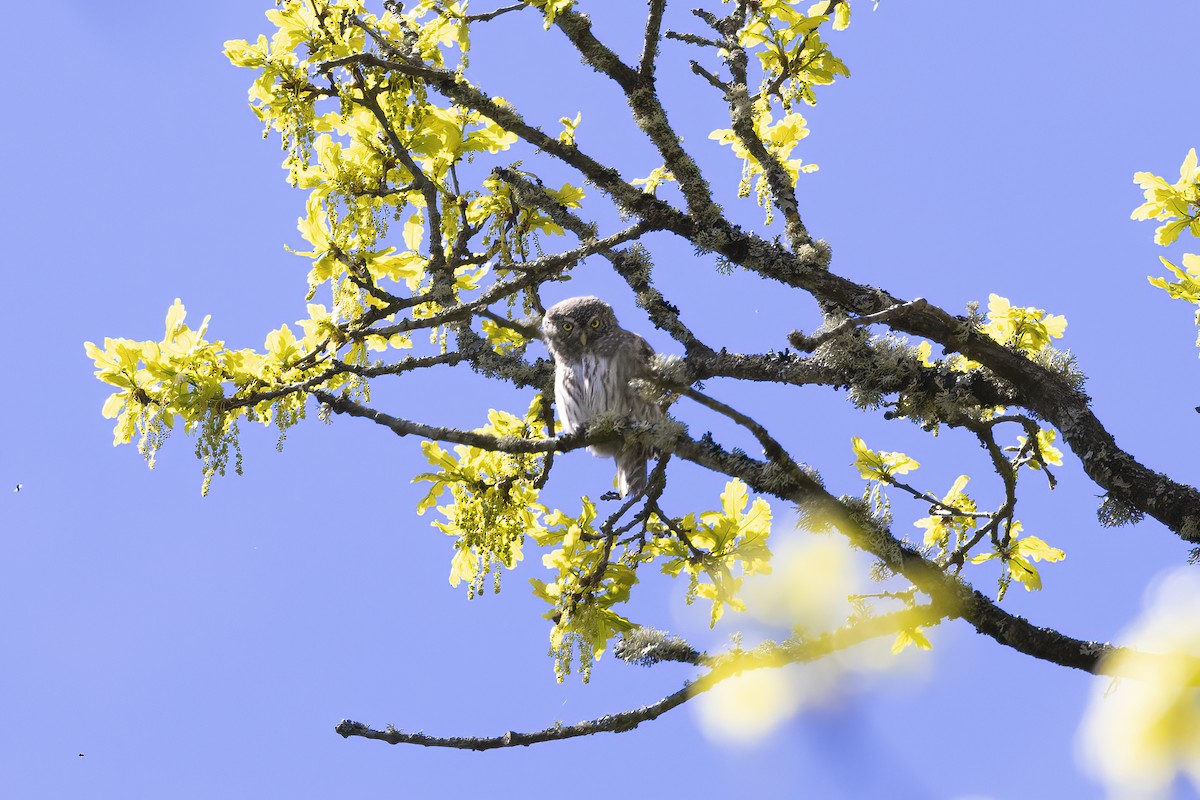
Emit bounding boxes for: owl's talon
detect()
[600,490,622,502]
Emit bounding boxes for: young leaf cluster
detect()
[850,435,1066,600]
[1135,148,1200,353]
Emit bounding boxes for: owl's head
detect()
[542,296,618,358]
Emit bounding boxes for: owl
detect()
[542,296,664,498]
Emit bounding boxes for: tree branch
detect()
[335,604,946,750]
[790,298,930,351]
[494,167,714,358]
[316,386,1115,675]
[547,6,725,224]
[360,218,657,340]
[665,31,725,49]
[344,65,452,303]
[223,353,468,413]
[636,203,1200,543]
[638,0,668,81]
[668,431,1117,673]
[688,60,729,92]
[323,46,657,221]
[464,2,526,23]
[680,386,804,477]
[313,390,600,453]
[721,26,812,250]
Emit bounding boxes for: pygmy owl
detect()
[542,296,663,498]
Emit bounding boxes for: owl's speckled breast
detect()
[555,351,615,433]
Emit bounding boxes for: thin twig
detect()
[360,219,656,340]
[688,60,729,92]
[223,353,467,413]
[883,476,995,521]
[680,386,809,483]
[638,0,668,81]
[334,250,406,308]
[314,390,599,453]
[790,299,930,352]
[648,498,705,561]
[665,31,724,48]
[464,2,526,23]
[335,604,947,750]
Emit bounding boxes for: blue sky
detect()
[3,2,1200,798]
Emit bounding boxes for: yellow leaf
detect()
[631,165,675,194]
[164,298,187,338]
[720,478,750,518]
[550,183,585,208]
[1014,535,1066,563]
[297,193,332,251]
[741,497,773,540]
[1180,147,1198,183]
[915,340,935,367]
[834,2,851,30]
[264,324,300,365]
[449,546,478,588]
[481,318,528,354]
[892,627,932,654]
[403,213,425,253]
[851,436,919,480]
[558,112,581,145]
[1036,428,1064,467]
[1008,556,1042,591]
[101,393,126,419]
[1042,314,1067,339]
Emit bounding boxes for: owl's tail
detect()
[616,446,649,498]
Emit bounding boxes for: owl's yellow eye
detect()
[590,318,601,329]
[562,321,574,331]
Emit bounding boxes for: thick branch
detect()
[615,627,704,666]
[721,21,812,249]
[668,433,1115,673]
[548,7,724,223]
[638,205,1200,542]
[454,322,553,389]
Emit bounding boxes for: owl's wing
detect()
[612,332,663,422]
[612,332,661,496]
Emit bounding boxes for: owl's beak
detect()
[579,331,588,348]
